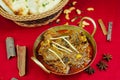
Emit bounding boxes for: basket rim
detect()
[14,10,62,27]
[0,0,69,21]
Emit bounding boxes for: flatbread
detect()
[2,0,61,15]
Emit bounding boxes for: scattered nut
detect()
[83,21,90,25]
[64,22,69,25]
[69,7,75,11]
[63,6,76,20]
[72,1,77,6]
[56,19,60,24]
[78,21,90,27]
[69,1,77,7]
[87,7,94,11]
[64,7,75,20]
[76,9,81,15]
[82,21,90,27]
[71,16,79,22]
[65,14,70,20]
[63,9,71,14]
[63,7,75,14]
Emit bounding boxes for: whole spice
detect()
[72,1,77,6]
[78,20,90,28]
[69,1,77,7]
[97,61,108,70]
[85,66,95,75]
[16,45,26,76]
[76,9,81,15]
[87,7,94,11]
[6,37,16,59]
[98,19,108,35]
[107,22,113,41]
[65,14,70,20]
[69,7,75,11]
[103,54,112,62]
[56,19,60,24]
[63,6,75,20]
[64,9,71,14]
[71,16,79,22]
[64,22,69,25]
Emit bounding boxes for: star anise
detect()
[103,54,112,62]
[97,61,108,70]
[85,66,95,75]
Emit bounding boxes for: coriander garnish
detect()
[42,2,49,7]
[12,0,15,2]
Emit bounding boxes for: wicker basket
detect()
[0,0,69,27]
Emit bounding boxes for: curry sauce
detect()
[36,29,93,74]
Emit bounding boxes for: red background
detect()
[0,0,120,80]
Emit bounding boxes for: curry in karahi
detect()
[36,28,93,74]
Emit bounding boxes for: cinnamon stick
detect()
[98,19,108,35]
[6,37,16,59]
[16,45,26,76]
[107,22,113,41]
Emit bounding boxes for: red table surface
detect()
[0,0,120,80]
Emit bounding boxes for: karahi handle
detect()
[79,17,97,37]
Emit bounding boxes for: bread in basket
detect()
[0,0,69,27]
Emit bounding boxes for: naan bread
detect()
[2,0,61,15]
[0,0,13,14]
[3,0,29,15]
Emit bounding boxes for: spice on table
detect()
[64,5,76,20]
[6,37,16,59]
[102,54,112,62]
[78,20,90,28]
[85,66,95,75]
[64,22,69,25]
[76,9,81,15]
[11,77,18,80]
[72,1,77,6]
[69,7,76,11]
[56,19,60,24]
[98,19,108,35]
[71,16,79,22]
[97,61,108,70]
[87,7,94,11]
[63,7,75,14]
[16,45,26,76]
[64,9,70,20]
[68,1,77,7]
[107,22,113,41]
[63,9,71,14]
[65,14,70,20]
